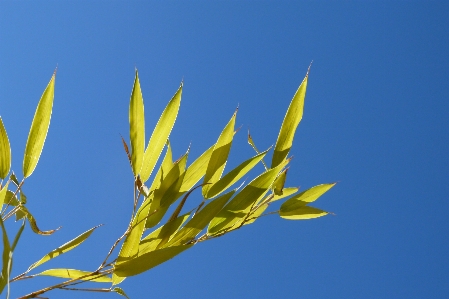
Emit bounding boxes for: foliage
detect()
[0,66,335,298]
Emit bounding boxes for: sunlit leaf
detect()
[279,206,328,220]
[19,206,61,236]
[202,110,236,197]
[114,245,193,278]
[0,182,8,206]
[247,129,268,170]
[36,268,112,283]
[0,117,11,180]
[280,183,335,213]
[27,225,101,272]
[244,203,268,225]
[138,213,190,255]
[271,187,299,202]
[23,72,56,178]
[140,83,182,183]
[208,159,289,235]
[205,148,269,199]
[180,144,214,192]
[272,69,309,168]
[112,287,131,299]
[167,190,235,247]
[129,70,145,176]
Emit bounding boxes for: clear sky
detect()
[1,1,448,298]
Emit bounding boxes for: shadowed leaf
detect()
[19,206,61,236]
[23,72,56,178]
[0,217,11,294]
[112,287,131,299]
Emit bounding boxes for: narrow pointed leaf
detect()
[140,83,182,183]
[272,71,308,168]
[114,245,192,278]
[206,148,269,199]
[0,118,11,179]
[208,159,289,235]
[0,182,9,206]
[138,213,190,255]
[180,144,214,192]
[19,206,61,235]
[245,203,268,225]
[167,190,234,247]
[280,183,335,213]
[129,70,145,176]
[27,225,101,272]
[23,72,56,178]
[271,187,299,202]
[36,269,112,283]
[247,129,268,170]
[280,206,328,220]
[202,110,236,197]
[272,168,288,196]
[11,220,25,251]
[112,287,131,299]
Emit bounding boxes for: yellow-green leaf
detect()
[245,203,268,225]
[0,182,9,206]
[272,70,308,168]
[23,72,56,178]
[36,269,112,283]
[280,183,335,213]
[272,168,288,196]
[208,159,289,235]
[0,217,11,294]
[247,129,268,170]
[138,212,190,255]
[167,190,234,247]
[279,206,328,220]
[27,225,101,272]
[202,110,236,197]
[140,83,182,183]
[180,144,214,192]
[129,70,145,176]
[0,118,11,180]
[271,187,299,202]
[114,245,192,278]
[19,206,61,236]
[205,148,269,199]
[112,287,131,299]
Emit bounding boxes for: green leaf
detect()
[138,212,190,255]
[27,225,101,272]
[167,190,235,247]
[112,287,131,299]
[208,159,289,235]
[279,206,328,220]
[280,183,335,213]
[114,245,192,278]
[0,182,9,206]
[23,72,56,178]
[11,220,25,251]
[140,83,182,183]
[202,110,236,197]
[0,117,11,180]
[247,129,268,170]
[9,173,19,186]
[20,190,27,204]
[272,70,309,168]
[129,70,145,177]
[271,187,299,202]
[180,144,214,192]
[205,148,269,199]
[18,206,61,236]
[4,190,19,207]
[245,203,268,225]
[0,217,11,295]
[36,269,112,283]
[272,168,288,196]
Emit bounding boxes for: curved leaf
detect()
[0,117,11,179]
[114,245,192,278]
[280,183,335,213]
[129,70,145,176]
[27,225,101,272]
[36,269,111,283]
[272,70,308,168]
[23,72,56,178]
[19,206,61,235]
[280,206,328,220]
[140,83,182,183]
[202,110,237,197]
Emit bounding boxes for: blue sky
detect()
[1,1,448,298]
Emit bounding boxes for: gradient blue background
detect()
[1,2,448,298]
